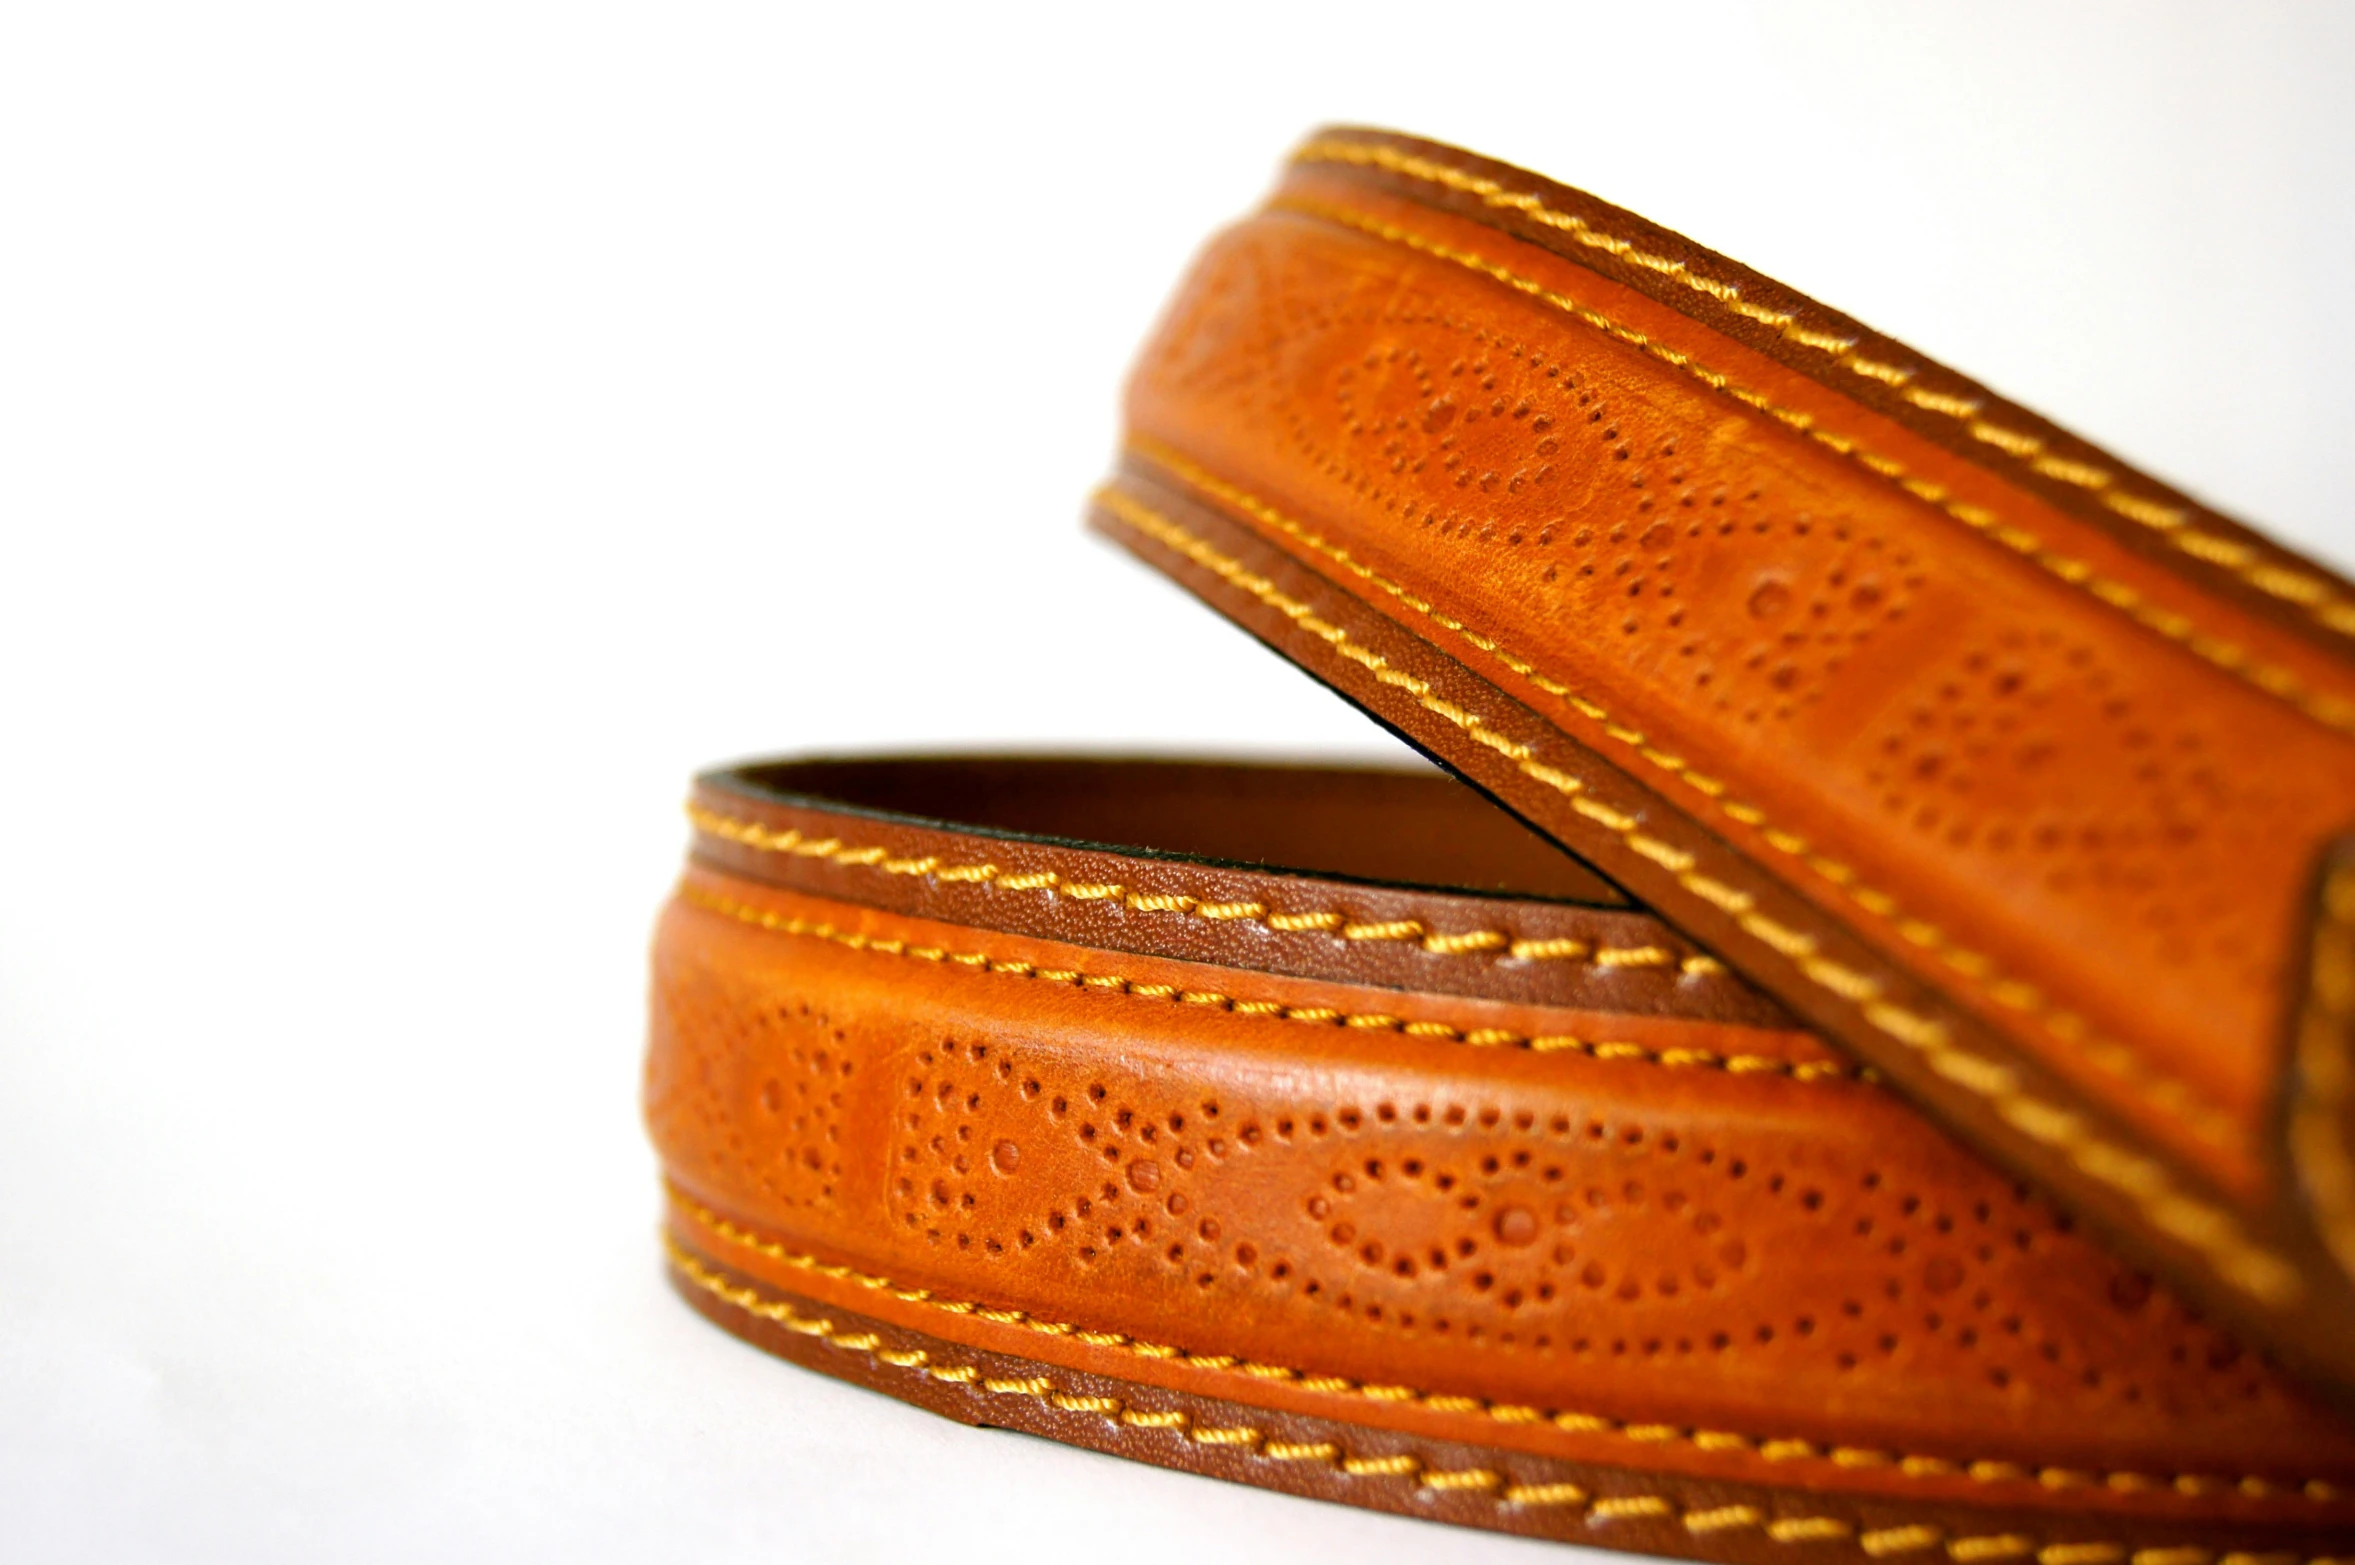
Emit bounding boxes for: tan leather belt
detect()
[646,130,2355,1560]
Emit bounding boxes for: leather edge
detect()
[2288,839,2355,1301]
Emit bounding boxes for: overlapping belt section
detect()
[647,769,2355,1562]
[1094,127,2355,1399]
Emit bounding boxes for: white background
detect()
[4,3,2351,1560]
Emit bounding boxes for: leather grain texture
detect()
[646,759,2355,1560]
[1090,127,2355,1402]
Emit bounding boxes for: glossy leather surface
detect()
[1095,127,2355,1401]
[647,758,2355,1559]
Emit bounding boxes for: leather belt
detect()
[1094,128,2355,1401]
[653,759,2355,1560]
[647,128,2355,1559]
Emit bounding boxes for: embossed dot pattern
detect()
[646,957,852,1214]
[1321,340,1926,733]
[646,893,2355,1481]
[890,1034,2270,1417]
[1128,208,2355,1156]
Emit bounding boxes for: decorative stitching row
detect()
[676,879,1863,1083]
[685,800,1723,976]
[674,1192,2336,1504]
[2290,863,2355,1284]
[1126,437,2238,1159]
[667,1204,2345,1519]
[1092,485,2300,1308]
[1293,135,2355,646]
[1264,191,2355,750]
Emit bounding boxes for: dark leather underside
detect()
[723,756,1630,906]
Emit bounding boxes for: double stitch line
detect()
[1293,134,2355,646]
[1092,483,2300,1308]
[675,1239,2279,1564]
[1126,438,2238,1159]
[673,1189,2341,1507]
[685,800,1717,975]
[675,879,1864,1084]
[669,1238,1525,1502]
[1263,190,2355,747]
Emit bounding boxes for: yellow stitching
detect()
[1121,439,2243,1157]
[1685,1505,1765,1533]
[1510,937,1586,961]
[1502,1480,1590,1505]
[677,880,1862,1084]
[669,1191,2340,1504]
[1121,1408,1187,1429]
[1865,1526,1948,1556]
[1127,893,1196,914]
[1949,1539,2036,1563]
[1094,485,2301,1307]
[1262,193,2355,752]
[1263,1439,1339,1463]
[673,1233,2326,1553]
[688,802,1704,979]
[1773,1520,1857,1543]
[1188,1425,1259,1447]
[1293,135,2355,644]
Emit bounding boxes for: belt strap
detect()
[649,757,2355,1561]
[1092,126,2355,1401]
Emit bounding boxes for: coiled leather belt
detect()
[646,130,2355,1560]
